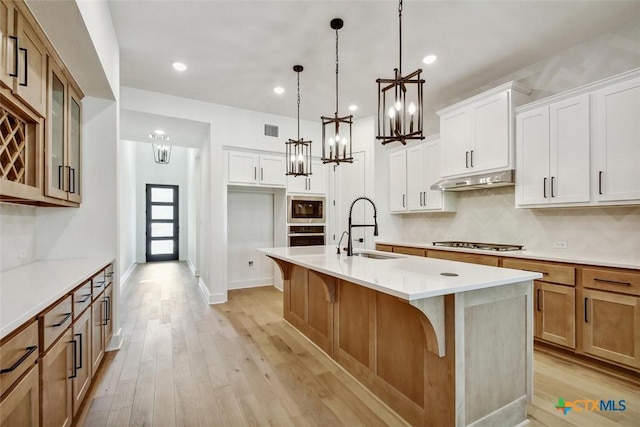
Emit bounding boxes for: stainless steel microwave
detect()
[287,196,325,223]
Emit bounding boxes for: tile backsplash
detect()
[400,186,640,259]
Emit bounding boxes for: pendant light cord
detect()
[398,0,403,76]
[335,27,339,116]
[297,70,300,140]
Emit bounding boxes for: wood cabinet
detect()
[0,320,38,398]
[0,364,39,427]
[593,75,640,203]
[388,138,456,213]
[438,82,531,178]
[287,159,326,194]
[393,246,426,257]
[40,328,72,427]
[90,293,104,376]
[71,308,91,416]
[227,151,286,187]
[515,94,590,207]
[582,289,640,368]
[426,249,500,267]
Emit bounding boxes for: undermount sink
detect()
[353,252,400,260]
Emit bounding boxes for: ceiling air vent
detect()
[264,124,279,137]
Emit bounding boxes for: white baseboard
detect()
[119,261,137,292]
[228,277,273,290]
[187,258,200,276]
[199,277,227,304]
[106,328,123,352]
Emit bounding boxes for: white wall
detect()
[0,205,37,270]
[186,148,200,275]
[118,139,137,281]
[134,143,189,263]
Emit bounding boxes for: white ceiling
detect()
[120,110,210,148]
[107,0,640,127]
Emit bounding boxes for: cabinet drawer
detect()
[502,259,575,286]
[40,295,72,351]
[583,267,640,296]
[393,246,426,257]
[0,321,38,398]
[73,281,92,319]
[92,270,106,299]
[427,250,500,267]
[376,244,394,253]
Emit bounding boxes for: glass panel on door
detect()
[68,95,81,199]
[146,184,179,262]
[51,73,65,191]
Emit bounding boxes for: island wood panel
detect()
[536,282,575,349]
[426,250,500,267]
[335,280,370,368]
[306,270,334,356]
[288,264,307,323]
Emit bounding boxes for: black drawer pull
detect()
[69,340,78,379]
[536,289,541,312]
[105,296,111,322]
[76,294,91,304]
[94,280,105,288]
[106,272,114,278]
[75,333,83,369]
[594,278,631,286]
[52,312,72,327]
[584,297,589,323]
[0,345,37,374]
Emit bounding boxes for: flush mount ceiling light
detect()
[422,54,437,64]
[172,62,187,72]
[153,129,165,135]
[376,0,425,145]
[321,18,353,165]
[274,86,285,95]
[285,65,312,177]
[348,104,358,112]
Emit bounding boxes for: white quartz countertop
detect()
[376,241,640,270]
[0,257,114,340]
[259,246,541,301]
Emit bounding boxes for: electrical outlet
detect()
[248,261,254,268]
[18,248,27,259]
[553,241,568,249]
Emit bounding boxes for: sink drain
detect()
[440,272,458,277]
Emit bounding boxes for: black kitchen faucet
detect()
[346,197,379,256]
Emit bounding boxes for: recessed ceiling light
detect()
[153,129,165,135]
[172,62,187,72]
[274,87,285,95]
[348,104,358,112]
[422,55,437,65]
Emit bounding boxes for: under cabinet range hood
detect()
[431,170,515,192]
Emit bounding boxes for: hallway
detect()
[77,262,640,426]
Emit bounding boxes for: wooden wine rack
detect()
[0,106,28,184]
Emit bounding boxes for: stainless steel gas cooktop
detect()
[432,241,524,251]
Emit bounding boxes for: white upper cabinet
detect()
[389,138,456,213]
[516,94,590,207]
[593,76,640,203]
[287,159,326,195]
[227,151,286,187]
[438,82,531,178]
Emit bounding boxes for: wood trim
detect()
[267,256,290,281]
[408,296,446,357]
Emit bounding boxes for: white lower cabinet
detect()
[389,138,456,213]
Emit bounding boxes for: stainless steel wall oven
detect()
[287,195,325,223]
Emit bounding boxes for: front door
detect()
[146,184,179,262]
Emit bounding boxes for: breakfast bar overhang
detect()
[260,246,542,426]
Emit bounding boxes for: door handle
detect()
[58,166,64,191]
[105,296,111,321]
[69,339,78,379]
[584,297,589,323]
[261,167,264,181]
[465,151,469,168]
[536,288,541,312]
[9,36,18,77]
[470,150,474,167]
[254,167,257,180]
[402,194,405,208]
[543,177,547,198]
[550,176,555,198]
[598,171,603,195]
[70,167,76,194]
[75,333,83,369]
[19,47,27,86]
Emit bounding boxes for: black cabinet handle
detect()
[106,272,114,278]
[470,150,474,167]
[52,312,72,327]
[261,167,264,181]
[69,167,76,194]
[584,297,589,323]
[75,333,83,369]
[69,340,78,379]
[402,194,405,208]
[94,280,105,289]
[106,296,111,321]
[19,47,27,86]
[58,165,64,191]
[9,36,18,77]
[0,345,37,374]
[254,167,257,180]
[598,171,603,195]
[536,288,541,312]
[465,151,469,168]
[103,299,108,326]
[77,294,91,304]
[550,176,555,198]
[543,177,547,198]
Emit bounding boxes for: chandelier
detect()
[152,143,172,164]
[376,0,425,145]
[321,18,353,165]
[286,65,312,176]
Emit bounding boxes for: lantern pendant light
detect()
[286,65,312,176]
[321,18,353,165]
[376,0,425,145]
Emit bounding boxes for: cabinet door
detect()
[471,91,510,172]
[259,154,286,187]
[45,63,68,200]
[582,289,640,368]
[72,308,92,416]
[549,94,590,204]
[308,160,326,194]
[0,0,15,89]
[594,77,640,202]
[0,364,39,427]
[14,14,46,117]
[440,109,470,177]
[424,139,446,211]
[41,328,73,427]
[535,282,575,349]
[90,298,104,378]
[516,106,550,206]
[67,86,82,203]
[227,151,258,184]
[388,150,407,212]
[287,174,307,193]
[406,144,424,211]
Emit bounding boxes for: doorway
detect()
[146,184,179,262]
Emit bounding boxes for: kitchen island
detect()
[260,246,542,427]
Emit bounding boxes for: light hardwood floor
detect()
[77,262,640,426]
